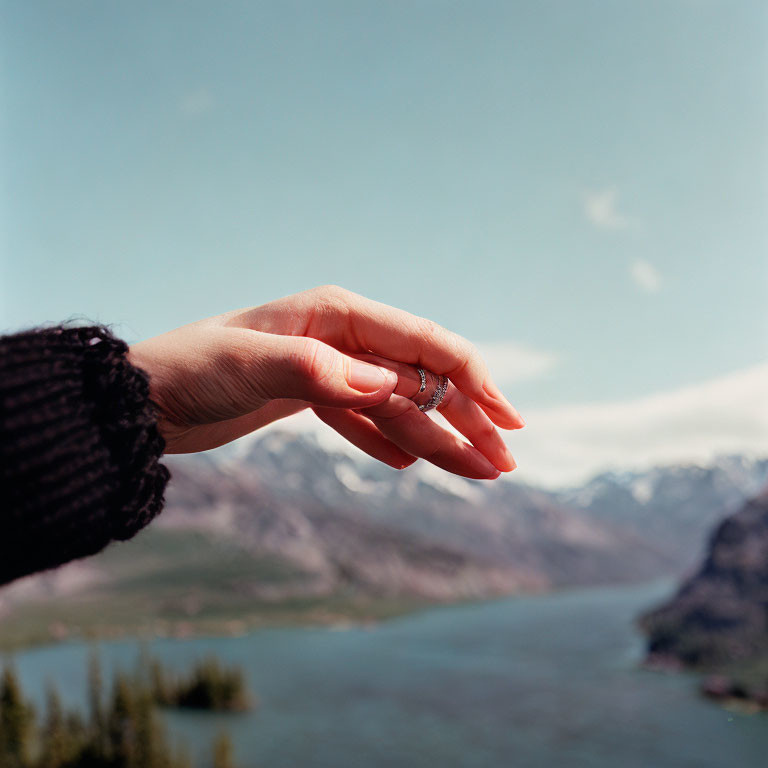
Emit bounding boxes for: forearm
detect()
[0,324,170,585]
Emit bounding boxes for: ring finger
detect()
[352,353,516,476]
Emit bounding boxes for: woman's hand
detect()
[128,285,524,479]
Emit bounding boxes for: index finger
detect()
[263,286,524,429]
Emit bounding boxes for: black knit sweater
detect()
[0,325,169,585]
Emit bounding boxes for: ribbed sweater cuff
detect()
[0,325,170,584]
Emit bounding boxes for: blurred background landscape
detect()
[1,1,767,766]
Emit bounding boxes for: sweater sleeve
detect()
[0,324,170,585]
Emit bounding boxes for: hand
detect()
[128,285,524,479]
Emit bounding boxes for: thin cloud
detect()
[221,356,768,492]
[475,341,558,386]
[510,363,768,487]
[630,259,662,294]
[583,187,631,230]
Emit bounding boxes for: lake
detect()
[11,581,767,768]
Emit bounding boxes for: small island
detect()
[149,654,252,712]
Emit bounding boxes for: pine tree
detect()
[212,731,237,768]
[107,673,136,768]
[37,684,79,768]
[149,660,173,707]
[173,740,193,768]
[0,665,34,767]
[132,687,155,768]
[87,650,107,758]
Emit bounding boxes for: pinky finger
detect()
[312,406,418,470]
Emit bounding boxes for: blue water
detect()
[11,581,767,768]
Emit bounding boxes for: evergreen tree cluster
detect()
[0,654,242,768]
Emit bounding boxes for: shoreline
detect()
[0,578,675,654]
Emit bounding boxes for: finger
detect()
[236,329,398,408]
[438,386,517,472]
[349,353,517,473]
[359,394,501,480]
[233,287,525,430]
[312,407,417,470]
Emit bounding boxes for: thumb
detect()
[251,331,398,408]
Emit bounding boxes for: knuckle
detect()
[363,395,418,421]
[415,318,475,377]
[415,316,444,344]
[424,444,447,462]
[396,398,421,418]
[309,284,352,322]
[449,331,476,361]
[464,337,481,359]
[314,284,348,302]
[437,383,456,410]
[414,317,473,364]
[477,420,497,440]
[449,336,480,378]
[294,338,337,385]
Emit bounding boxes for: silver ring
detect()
[414,368,448,412]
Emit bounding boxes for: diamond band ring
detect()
[412,368,449,412]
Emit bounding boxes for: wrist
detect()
[127,342,189,451]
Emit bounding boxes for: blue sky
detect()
[2,1,766,482]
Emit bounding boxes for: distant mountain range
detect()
[0,430,765,647]
[559,456,768,571]
[159,431,670,598]
[162,434,767,587]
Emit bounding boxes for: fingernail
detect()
[503,447,518,471]
[504,401,525,428]
[474,453,501,479]
[348,360,390,393]
[488,384,525,428]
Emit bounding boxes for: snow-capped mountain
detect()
[560,456,768,571]
[4,431,763,624]
[158,430,677,598]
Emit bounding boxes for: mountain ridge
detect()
[1,430,764,648]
